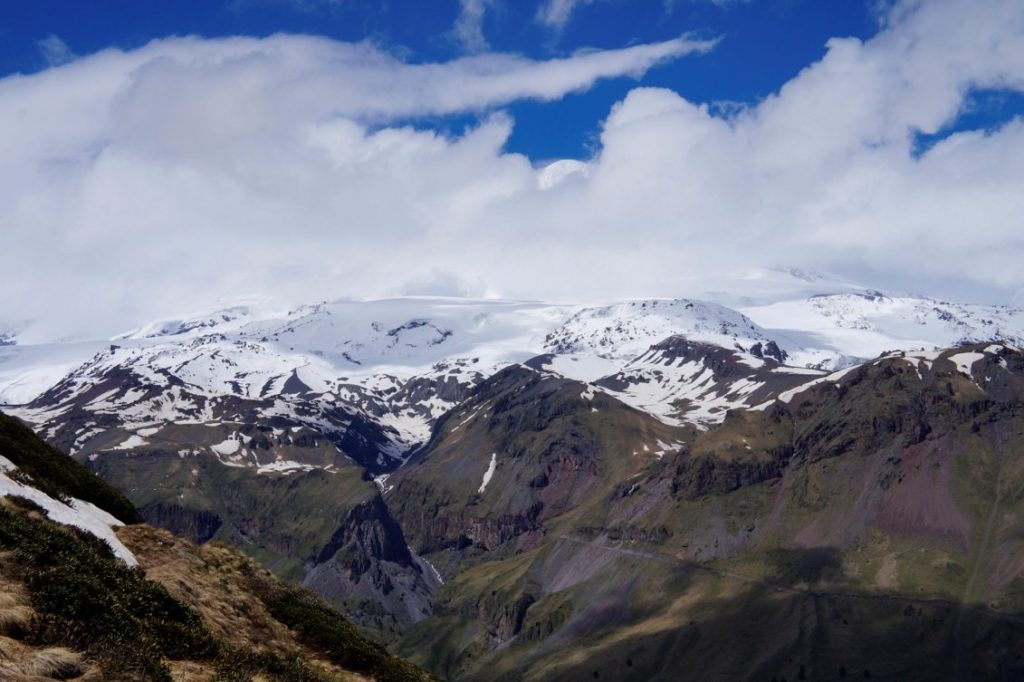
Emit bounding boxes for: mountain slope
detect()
[387,365,692,562]
[590,336,825,427]
[392,342,1024,681]
[0,412,434,681]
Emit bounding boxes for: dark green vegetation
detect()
[0,503,215,679]
[89,445,435,642]
[89,445,376,580]
[257,582,431,682]
[0,411,140,523]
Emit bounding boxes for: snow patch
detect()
[0,456,136,565]
[112,434,148,450]
[949,351,986,377]
[478,453,497,495]
[210,436,241,456]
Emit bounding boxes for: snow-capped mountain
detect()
[591,337,825,427]
[2,290,1023,477]
[741,291,1024,366]
[542,299,787,361]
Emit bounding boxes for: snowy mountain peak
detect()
[543,298,779,362]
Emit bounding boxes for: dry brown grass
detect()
[117,524,371,682]
[0,547,102,681]
[0,497,379,680]
[118,525,305,657]
[166,659,219,681]
[0,559,32,638]
[0,637,102,681]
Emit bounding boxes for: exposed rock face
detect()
[749,339,788,363]
[139,501,223,544]
[670,448,791,500]
[387,365,689,560]
[304,495,438,640]
[314,495,415,571]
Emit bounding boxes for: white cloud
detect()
[536,0,598,30]
[0,33,711,340]
[37,35,76,67]
[1,0,1023,342]
[453,0,496,53]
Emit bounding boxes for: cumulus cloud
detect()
[0,32,711,340]
[1,0,1023,342]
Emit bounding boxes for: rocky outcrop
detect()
[139,501,223,544]
[670,449,791,500]
[313,495,415,574]
[303,493,439,641]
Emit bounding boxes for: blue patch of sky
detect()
[912,88,1024,158]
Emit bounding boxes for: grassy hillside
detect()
[0,415,435,682]
[0,412,141,523]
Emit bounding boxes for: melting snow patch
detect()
[257,460,314,475]
[211,435,241,456]
[373,474,394,495]
[949,351,985,377]
[0,456,137,565]
[112,434,148,450]
[478,453,497,494]
[775,364,861,404]
[653,439,684,459]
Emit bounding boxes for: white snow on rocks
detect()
[112,434,149,450]
[0,455,137,566]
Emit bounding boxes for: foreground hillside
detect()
[0,412,433,681]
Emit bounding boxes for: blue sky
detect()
[1,0,1023,338]
[1,0,883,160]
